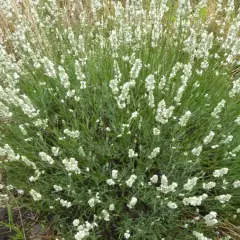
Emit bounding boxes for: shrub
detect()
[0,0,240,239]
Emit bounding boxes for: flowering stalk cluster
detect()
[1,1,240,239]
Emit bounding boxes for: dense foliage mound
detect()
[0,0,240,239]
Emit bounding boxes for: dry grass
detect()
[0,0,235,37]
[218,221,240,240]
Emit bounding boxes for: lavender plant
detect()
[0,0,240,239]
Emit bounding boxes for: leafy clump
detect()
[0,0,240,239]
